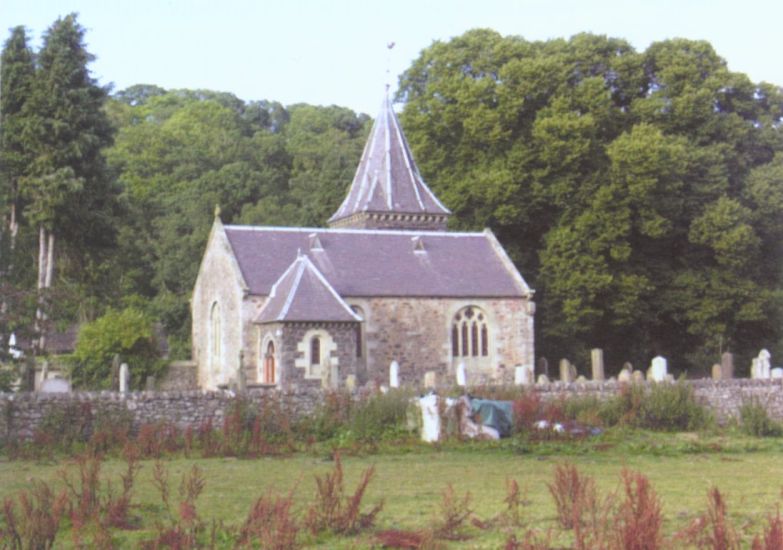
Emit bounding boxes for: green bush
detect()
[739,401,782,437]
[69,307,165,389]
[348,389,413,442]
[637,381,710,431]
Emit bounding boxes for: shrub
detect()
[238,490,299,549]
[512,392,542,434]
[677,486,740,550]
[348,389,412,442]
[0,480,68,549]
[144,462,207,548]
[304,452,383,535]
[306,390,353,441]
[431,484,473,540]
[599,383,645,427]
[612,469,663,550]
[637,381,710,431]
[36,401,93,454]
[563,395,604,426]
[70,307,165,389]
[547,462,597,530]
[740,400,782,437]
[752,507,783,550]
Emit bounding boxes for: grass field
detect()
[2,431,783,548]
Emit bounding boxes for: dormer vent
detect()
[309,233,323,251]
[412,235,426,253]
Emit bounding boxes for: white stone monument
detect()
[119,363,130,393]
[650,356,668,382]
[345,374,357,391]
[759,349,772,379]
[389,361,400,388]
[456,362,467,387]
[424,371,437,389]
[515,365,534,386]
[39,377,70,393]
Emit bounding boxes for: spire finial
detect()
[385,41,395,95]
[214,204,222,218]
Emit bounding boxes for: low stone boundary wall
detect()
[531,378,783,423]
[0,387,323,441]
[2,378,783,441]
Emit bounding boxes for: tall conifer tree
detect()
[18,13,115,351]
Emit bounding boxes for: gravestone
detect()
[515,365,534,386]
[456,362,467,387]
[759,349,772,379]
[721,352,734,379]
[424,371,437,389]
[711,363,722,380]
[40,377,70,393]
[119,363,130,393]
[537,357,549,378]
[632,370,645,383]
[649,356,668,382]
[591,348,605,381]
[389,361,400,388]
[772,368,783,380]
[345,374,357,391]
[576,375,588,383]
[751,358,761,379]
[559,359,576,383]
[536,374,550,384]
[111,354,121,390]
[618,368,632,383]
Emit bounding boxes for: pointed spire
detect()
[328,92,451,231]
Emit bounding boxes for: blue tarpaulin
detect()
[470,398,513,437]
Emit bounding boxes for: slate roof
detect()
[224,225,530,299]
[256,254,361,323]
[328,93,451,224]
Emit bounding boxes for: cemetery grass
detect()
[3,431,783,548]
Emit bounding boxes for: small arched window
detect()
[310,336,321,365]
[452,307,489,358]
[351,306,364,358]
[263,340,276,384]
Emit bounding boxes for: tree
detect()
[398,30,783,371]
[17,14,116,350]
[70,307,164,389]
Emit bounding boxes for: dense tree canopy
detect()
[1,21,781,383]
[398,29,783,373]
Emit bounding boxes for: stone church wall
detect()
[346,296,534,386]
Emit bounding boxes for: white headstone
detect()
[389,361,399,388]
[456,362,467,387]
[424,371,436,389]
[618,369,632,383]
[515,365,534,385]
[771,368,783,380]
[650,356,668,382]
[119,363,130,393]
[759,349,772,379]
[751,358,761,379]
[39,377,70,393]
[419,394,440,442]
[8,332,22,359]
[345,374,357,391]
[536,374,550,384]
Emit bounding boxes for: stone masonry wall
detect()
[0,387,322,442]
[349,297,534,386]
[4,378,782,442]
[530,378,783,424]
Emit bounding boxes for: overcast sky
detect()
[4,0,783,115]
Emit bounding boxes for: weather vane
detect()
[386,41,395,92]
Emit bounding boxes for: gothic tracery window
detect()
[451,307,489,358]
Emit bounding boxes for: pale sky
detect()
[3,0,782,115]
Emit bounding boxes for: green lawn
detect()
[2,433,783,548]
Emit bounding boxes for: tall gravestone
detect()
[721,352,734,380]
[456,362,467,387]
[537,357,549,378]
[119,363,130,393]
[559,359,575,383]
[389,361,400,388]
[591,348,605,381]
[515,365,534,386]
[759,349,772,379]
[650,356,668,382]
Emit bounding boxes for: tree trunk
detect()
[34,225,54,354]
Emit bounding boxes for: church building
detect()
[191,95,535,390]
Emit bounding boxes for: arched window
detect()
[310,336,321,366]
[451,307,489,358]
[209,302,221,378]
[263,340,276,384]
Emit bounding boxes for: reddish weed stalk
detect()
[238,489,299,549]
[0,481,68,550]
[676,486,740,550]
[612,469,663,550]
[304,452,383,535]
[752,506,783,550]
[547,462,597,529]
